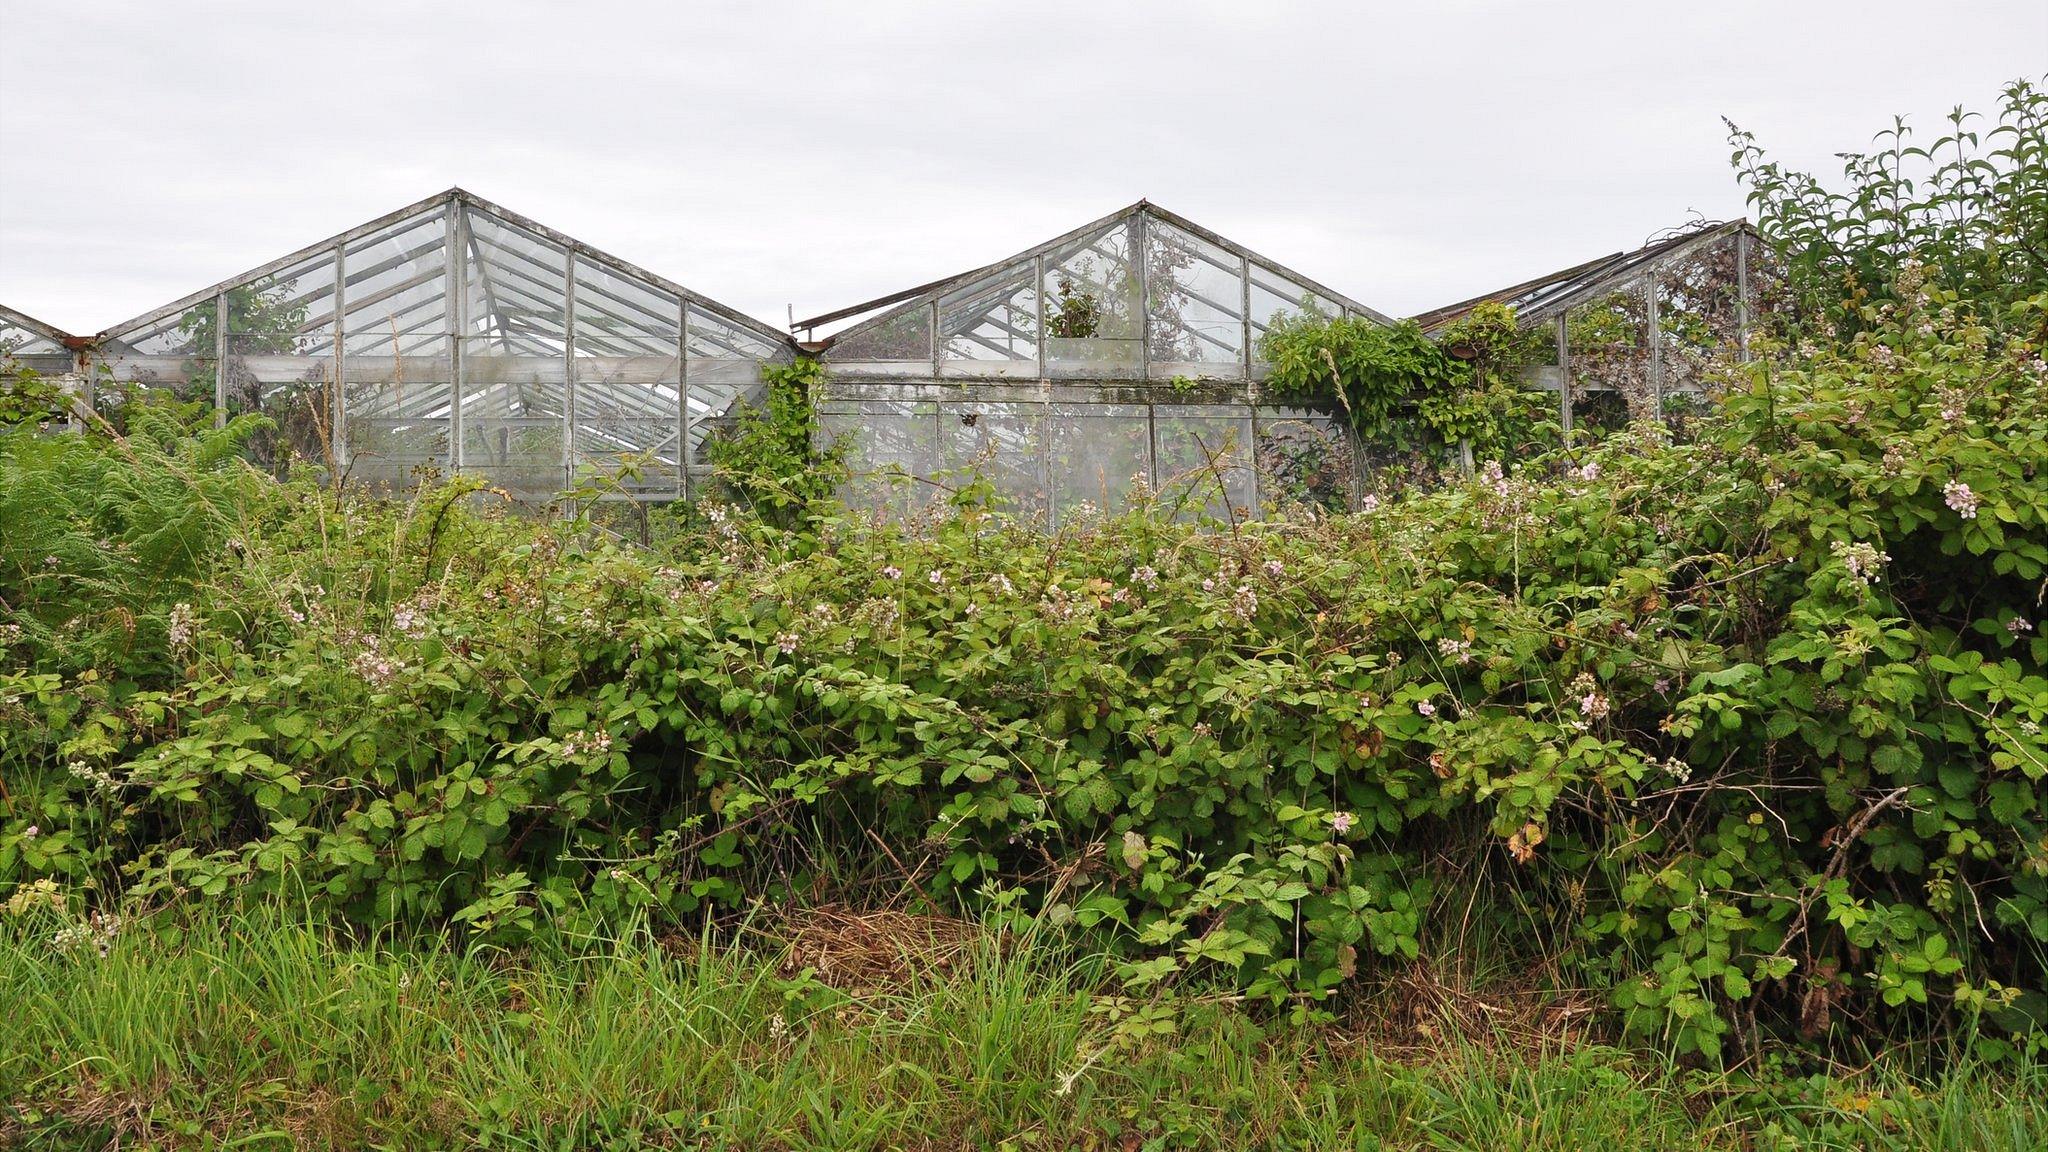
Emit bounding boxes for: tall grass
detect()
[3,905,2042,1150]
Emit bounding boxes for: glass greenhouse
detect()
[799,201,1392,523]
[5,198,1785,518]
[1415,220,1773,436]
[82,189,791,501]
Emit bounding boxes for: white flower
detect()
[1359,494,1381,513]
[1130,565,1159,589]
[1437,637,1473,666]
[1416,700,1436,717]
[20,825,37,840]
[775,632,799,654]
[2010,617,2035,635]
[1229,584,1259,621]
[1330,811,1355,835]
[1943,480,1980,519]
[881,565,903,581]
[167,602,197,649]
[927,568,945,586]
[1830,540,1891,590]
[1263,559,1285,578]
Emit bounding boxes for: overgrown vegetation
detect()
[3,77,2047,1146]
[1258,301,1551,463]
[5,904,2042,1150]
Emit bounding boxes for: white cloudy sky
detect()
[1,0,2041,337]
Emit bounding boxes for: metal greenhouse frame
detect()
[4,198,1786,517]
[86,188,793,500]
[797,201,1396,524]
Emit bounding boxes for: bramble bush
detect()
[3,82,2046,1064]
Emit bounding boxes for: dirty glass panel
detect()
[1154,405,1255,523]
[1043,221,1142,378]
[1045,402,1150,522]
[939,264,1038,372]
[573,256,681,356]
[340,212,450,352]
[821,400,940,517]
[345,336,452,489]
[938,400,1046,520]
[1147,221,1244,377]
[460,336,566,500]
[98,303,216,420]
[829,305,933,368]
[1247,262,1340,373]
[1356,416,1444,498]
[222,333,336,474]
[232,251,338,342]
[574,352,682,496]
[1255,407,1353,515]
[684,304,778,469]
[465,210,568,349]
[1564,281,1652,433]
[1654,235,1744,397]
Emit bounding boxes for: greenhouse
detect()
[3,201,1786,516]
[83,188,793,501]
[1415,219,1771,435]
[798,201,1392,522]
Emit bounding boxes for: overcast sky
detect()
[2,0,2041,337]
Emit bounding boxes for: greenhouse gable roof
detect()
[92,188,794,358]
[1413,219,1755,331]
[795,200,1397,348]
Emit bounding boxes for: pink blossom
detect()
[1331,812,1355,835]
[1943,480,1980,519]
[1416,700,1436,717]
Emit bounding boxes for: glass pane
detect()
[940,264,1038,363]
[1248,263,1338,366]
[574,256,681,356]
[345,336,452,488]
[1147,222,1244,372]
[1043,221,1142,376]
[820,400,940,517]
[0,318,65,357]
[342,212,450,341]
[575,355,681,496]
[687,304,782,361]
[233,251,338,344]
[466,209,568,349]
[938,400,1046,520]
[224,333,336,474]
[829,305,932,363]
[461,336,566,500]
[1653,235,1744,396]
[1153,405,1254,523]
[1046,402,1151,520]
[106,302,213,357]
[1256,408,1353,515]
[1565,282,1653,430]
